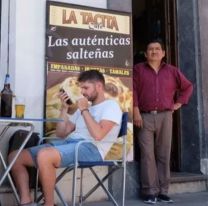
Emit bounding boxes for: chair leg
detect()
[79,167,119,206]
[79,168,84,206]
[83,167,117,201]
[55,186,69,206]
[122,164,126,206]
[90,168,119,206]
[0,152,20,204]
[72,164,79,206]
[34,169,39,202]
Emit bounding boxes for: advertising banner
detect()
[45,1,133,160]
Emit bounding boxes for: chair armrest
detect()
[73,138,127,165]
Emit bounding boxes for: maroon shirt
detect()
[133,62,193,112]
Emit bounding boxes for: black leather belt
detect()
[141,110,168,114]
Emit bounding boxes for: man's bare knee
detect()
[8,149,34,167]
[8,150,18,163]
[37,148,61,168]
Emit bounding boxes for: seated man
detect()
[8,70,122,206]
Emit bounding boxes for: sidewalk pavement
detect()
[82,191,208,206]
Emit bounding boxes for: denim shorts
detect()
[28,138,102,168]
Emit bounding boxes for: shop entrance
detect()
[132,0,180,171]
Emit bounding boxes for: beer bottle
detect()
[0,74,13,117]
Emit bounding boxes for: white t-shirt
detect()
[69,99,122,159]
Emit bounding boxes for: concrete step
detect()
[169,172,208,194]
[0,186,17,206]
[110,162,208,200]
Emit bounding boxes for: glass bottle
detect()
[0,74,13,117]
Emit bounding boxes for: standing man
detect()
[8,70,122,206]
[133,39,193,204]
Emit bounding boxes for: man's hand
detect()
[133,107,143,128]
[173,102,182,111]
[58,90,71,110]
[77,97,89,111]
[56,91,75,138]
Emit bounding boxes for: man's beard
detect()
[85,90,98,102]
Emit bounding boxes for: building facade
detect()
[0,0,208,203]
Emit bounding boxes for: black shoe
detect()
[143,195,157,204]
[157,194,173,203]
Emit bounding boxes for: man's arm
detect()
[82,110,116,141]
[173,102,182,111]
[82,111,116,140]
[55,91,75,138]
[78,97,118,141]
[133,65,143,128]
[133,106,143,128]
[55,107,75,138]
[176,70,193,105]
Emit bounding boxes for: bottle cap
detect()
[5,74,10,84]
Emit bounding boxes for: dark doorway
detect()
[132,0,180,172]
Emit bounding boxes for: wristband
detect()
[81,108,89,115]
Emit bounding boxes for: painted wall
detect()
[0,0,10,88]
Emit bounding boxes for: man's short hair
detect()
[77,70,105,85]
[146,38,165,50]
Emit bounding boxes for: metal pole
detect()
[7,0,11,74]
